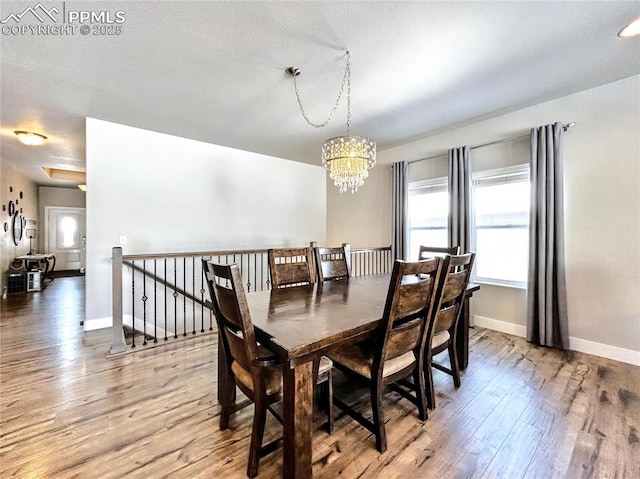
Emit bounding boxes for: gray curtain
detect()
[527,122,569,349]
[448,146,471,253]
[392,161,408,260]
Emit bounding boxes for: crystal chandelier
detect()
[287,51,376,193]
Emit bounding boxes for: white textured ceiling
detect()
[1,1,639,186]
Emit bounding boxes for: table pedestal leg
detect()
[282,360,314,479]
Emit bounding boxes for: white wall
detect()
[328,75,640,364]
[1,160,38,290]
[85,118,326,330]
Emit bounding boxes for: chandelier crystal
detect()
[322,135,376,193]
[288,51,376,193]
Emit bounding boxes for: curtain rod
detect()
[407,121,576,164]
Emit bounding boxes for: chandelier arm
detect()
[291,51,351,129]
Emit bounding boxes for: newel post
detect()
[309,241,318,283]
[110,246,126,354]
[342,243,351,277]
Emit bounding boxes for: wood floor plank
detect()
[480,419,544,479]
[1,277,638,478]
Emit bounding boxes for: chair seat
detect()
[232,360,282,396]
[330,341,416,380]
[432,330,450,350]
[232,356,333,397]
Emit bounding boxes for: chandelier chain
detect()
[346,52,351,136]
[291,51,351,129]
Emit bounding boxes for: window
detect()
[472,165,529,287]
[408,178,448,260]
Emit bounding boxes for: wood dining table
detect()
[217,273,479,479]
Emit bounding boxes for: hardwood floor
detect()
[1,277,638,478]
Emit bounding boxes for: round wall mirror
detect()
[12,212,24,246]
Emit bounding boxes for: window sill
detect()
[474,278,527,290]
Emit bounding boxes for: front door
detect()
[46,207,86,271]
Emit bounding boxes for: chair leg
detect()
[324,371,334,434]
[247,400,267,478]
[371,381,387,453]
[218,336,236,430]
[448,342,461,388]
[413,367,428,421]
[219,382,236,430]
[425,353,436,410]
[220,408,231,431]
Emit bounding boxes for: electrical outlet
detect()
[119,235,127,245]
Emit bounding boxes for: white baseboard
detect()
[473,315,526,338]
[84,314,133,332]
[569,337,640,366]
[473,315,640,366]
[84,316,112,331]
[84,314,177,339]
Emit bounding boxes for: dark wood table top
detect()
[247,274,390,364]
[247,274,480,366]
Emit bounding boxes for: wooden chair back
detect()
[424,252,475,408]
[418,245,460,259]
[313,244,351,282]
[203,261,264,395]
[375,258,443,373]
[431,253,475,338]
[268,247,313,288]
[329,257,445,453]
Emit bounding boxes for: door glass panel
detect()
[59,216,78,248]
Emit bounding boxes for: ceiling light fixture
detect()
[618,16,640,38]
[14,130,47,146]
[287,51,376,194]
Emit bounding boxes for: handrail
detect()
[121,246,390,261]
[122,248,271,261]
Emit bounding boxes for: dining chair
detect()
[418,244,460,259]
[268,247,313,288]
[313,243,351,282]
[203,261,333,478]
[329,257,444,453]
[267,247,335,429]
[425,252,475,410]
